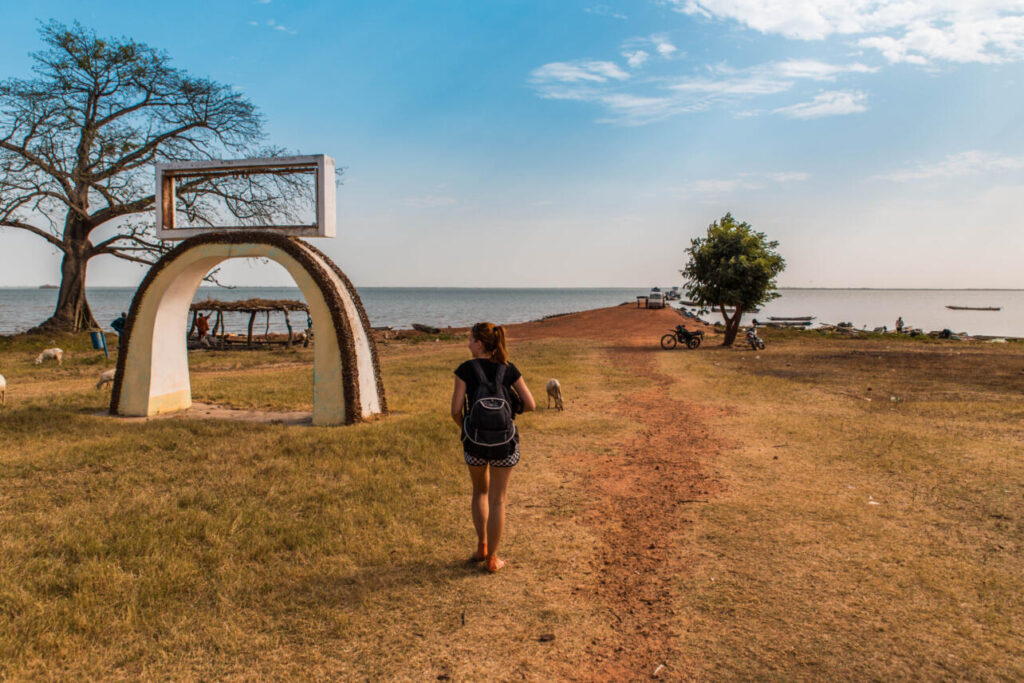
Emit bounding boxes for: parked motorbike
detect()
[746,326,766,350]
[661,324,704,350]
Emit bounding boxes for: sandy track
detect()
[510,305,718,678]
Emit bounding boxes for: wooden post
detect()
[247,311,256,348]
[284,309,294,347]
[264,310,270,339]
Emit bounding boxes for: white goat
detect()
[0,373,6,405]
[96,369,116,390]
[34,348,64,365]
[546,378,564,411]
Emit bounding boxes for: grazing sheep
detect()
[96,369,116,390]
[34,348,63,365]
[546,378,564,411]
[0,373,5,405]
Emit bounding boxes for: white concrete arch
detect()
[111,234,385,426]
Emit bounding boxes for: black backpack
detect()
[461,360,518,458]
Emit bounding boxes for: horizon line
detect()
[3,285,1023,292]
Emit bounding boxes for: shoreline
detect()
[4,287,1024,337]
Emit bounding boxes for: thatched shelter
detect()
[189,298,310,348]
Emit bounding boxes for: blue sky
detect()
[2,0,1024,288]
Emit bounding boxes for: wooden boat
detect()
[412,323,441,334]
[945,305,1001,311]
[764,321,812,328]
[768,316,815,321]
[678,301,759,314]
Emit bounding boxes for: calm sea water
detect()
[1,287,1022,337]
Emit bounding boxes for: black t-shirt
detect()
[455,359,522,409]
[456,359,523,457]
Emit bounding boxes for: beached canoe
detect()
[768,316,816,321]
[945,305,1001,311]
[679,302,759,313]
[764,321,813,328]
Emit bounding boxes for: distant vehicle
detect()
[647,291,666,309]
[666,286,682,300]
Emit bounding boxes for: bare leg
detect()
[467,464,489,559]
[485,465,513,572]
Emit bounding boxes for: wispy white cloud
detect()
[773,58,877,79]
[622,49,650,67]
[585,4,628,20]
[530,55,874,124]
[681,170,811,196]
[772,90,868,118]
[530,61,630,84]
[249,18,296,34]
[594,93,688,124]
[621,34,684,65]
[871,150,1024,181]
[671,0,1024,64]
[653,34,678,57]
[670,59,874,98]
[766,171,811,182]
[668,74,791,96]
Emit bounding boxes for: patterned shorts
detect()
[464,444,520,468]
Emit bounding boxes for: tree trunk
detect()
[721,306,745,346]
[34,246,98,333]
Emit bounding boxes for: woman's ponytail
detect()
[472,322,510,365]
[491,325,509,365]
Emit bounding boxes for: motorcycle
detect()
[746,326,766,350]
[661,324,704,350]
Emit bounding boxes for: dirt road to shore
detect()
[509,305,720,677]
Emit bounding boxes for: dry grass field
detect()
[661,331,1024,679]
[1,310,1022,680]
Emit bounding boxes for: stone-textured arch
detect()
[110,232,386,425]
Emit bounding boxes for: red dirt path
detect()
[508,305,721,680]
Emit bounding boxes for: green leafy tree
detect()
[682,212,786,346]
[0,22,303,332]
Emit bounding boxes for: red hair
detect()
[472,322,509,364]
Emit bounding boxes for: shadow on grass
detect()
[269,555,490,618]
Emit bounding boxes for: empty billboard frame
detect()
[155,155,336,239]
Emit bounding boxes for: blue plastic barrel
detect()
[90,330,109,358]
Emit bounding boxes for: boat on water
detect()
[767,316,815,321]
[38,284,58,289]
[946,305,1001,311]
[678,301,758,313]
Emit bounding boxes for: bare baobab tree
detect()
[0,21,311,332]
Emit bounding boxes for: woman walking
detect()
[451,322,535,573]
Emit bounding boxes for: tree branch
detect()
[0,220,66,249]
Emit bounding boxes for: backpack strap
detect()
[494,363,507,388]
[469,359,489,386]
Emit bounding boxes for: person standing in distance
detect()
[110,312,127,347]
[450,322,535,573]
